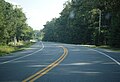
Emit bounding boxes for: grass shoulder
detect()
[0,41,35,56]
[86,45,120,51]
[97,45,120,51]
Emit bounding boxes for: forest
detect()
[0,0,34,45]
[42,0,120,48]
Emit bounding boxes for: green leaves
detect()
[0,0,34,45]
[42,0,120,47]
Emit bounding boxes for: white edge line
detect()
[1,41,44,64]
[90,49,120,66]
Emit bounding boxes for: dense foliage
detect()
[0,0,34,45]
[42,0,120,48]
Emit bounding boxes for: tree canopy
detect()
[0,0,34,45]
[42,0,120,48]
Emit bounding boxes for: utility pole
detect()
[98,9,102,45]
[99,9,101,34]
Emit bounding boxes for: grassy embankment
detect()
[0,41,35,56]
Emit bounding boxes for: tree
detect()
[0,0,34,45]
[42,0,120,48]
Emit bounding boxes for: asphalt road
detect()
[0,41,120,82]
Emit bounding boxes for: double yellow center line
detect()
[22,46,68,82]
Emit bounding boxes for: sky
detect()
[5,0,68,30]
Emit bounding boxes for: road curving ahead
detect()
[22,46,68,82]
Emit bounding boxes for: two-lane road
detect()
[0,42,120,82]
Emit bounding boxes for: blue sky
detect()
[5,0,68,30]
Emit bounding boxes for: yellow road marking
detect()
[22,46,68,82]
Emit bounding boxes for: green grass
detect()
[0,42,35,56]
[0,46,16,56]
[85,45,120,52]
[98,45,120,51]
[84,45,120,51]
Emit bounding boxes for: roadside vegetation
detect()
[0,0,34,45]
[42,0,120,48]
[0,0,42,56]
[85,45,120,51]
[98,45,120,51]
[0,41,35,56]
